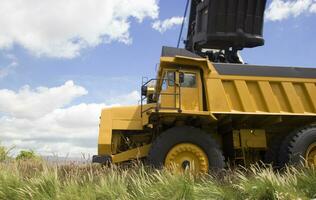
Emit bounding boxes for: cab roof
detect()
[161,46,201,58]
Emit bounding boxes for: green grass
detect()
[0,159,315,200]
[0,144,315,200]
[0,145,10,162]
[15,150,40,161]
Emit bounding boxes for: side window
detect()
[167,71,175,86]
[162,74,167,90]
[162,71,175,90]
[180,73,196,88]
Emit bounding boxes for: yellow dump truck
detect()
[93,0,316,172]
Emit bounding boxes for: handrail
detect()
[140,78,182,117]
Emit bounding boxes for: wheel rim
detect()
[305,142,316,167]
[164,143,209,173]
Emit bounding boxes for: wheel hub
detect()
[182,160,190,170]
[164,143,209,173]
[306,142,316,167]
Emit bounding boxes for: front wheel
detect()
[147,126,225,173]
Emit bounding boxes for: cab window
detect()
[167,71,175,86]
[162,77,167,90]
[162,71,175,90]
[180,73,196,87]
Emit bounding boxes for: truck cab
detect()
[158,68,203,111]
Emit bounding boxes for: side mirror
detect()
[141,85,148,96]
[179,72,184,84]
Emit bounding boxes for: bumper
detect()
[92,155,112,164]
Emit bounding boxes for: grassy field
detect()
[1,145,316,200]
[0,158,315,200]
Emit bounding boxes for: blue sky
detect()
[1,0,316,101]
[0,0,315,156]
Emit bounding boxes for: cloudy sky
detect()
[0,0,316,157]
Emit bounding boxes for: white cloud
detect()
[0,103,104,157]
[0,81,140,157]
[266,0,316,21]
[310,2,316,12]
[0,81,87,119]
[0,0,158,58]
[152,16,184,33]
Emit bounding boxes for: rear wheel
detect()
[278,125,316,167]
[148,126,225,173]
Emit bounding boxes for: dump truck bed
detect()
[206,63,316,115]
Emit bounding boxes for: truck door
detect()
[160,71,177,109]
[179,70,203,111]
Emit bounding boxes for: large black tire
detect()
[147,126,225,172]
[278,125,316,167]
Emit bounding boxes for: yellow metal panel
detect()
[112,144,151,163]
[270,82,291,112]
[98,109,112,155]
[178,69,203,111]
[180,87,201,111]
[281,82,304,113]
[160,56,214,76]
[212,111,316,116]
[233,80,256,112]
[206,79,231,112]
[220,75,316,83]
[293,83,314,113]
[111,106,141,119]
[304,83,316,112]
[233,129,267,149]
[207,75,316,115]
[223,81,243,111]
[160,85,177,109]
[98,105,151,156]
[247,81,268,112]
[150,109,217,121]
[257,81,281,113]
[112,120,143,130]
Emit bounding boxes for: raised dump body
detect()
[187,0,266,50]
[93,47,316,172]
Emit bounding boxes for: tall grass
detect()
[0,145,10,162]
[0,159,315,200]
